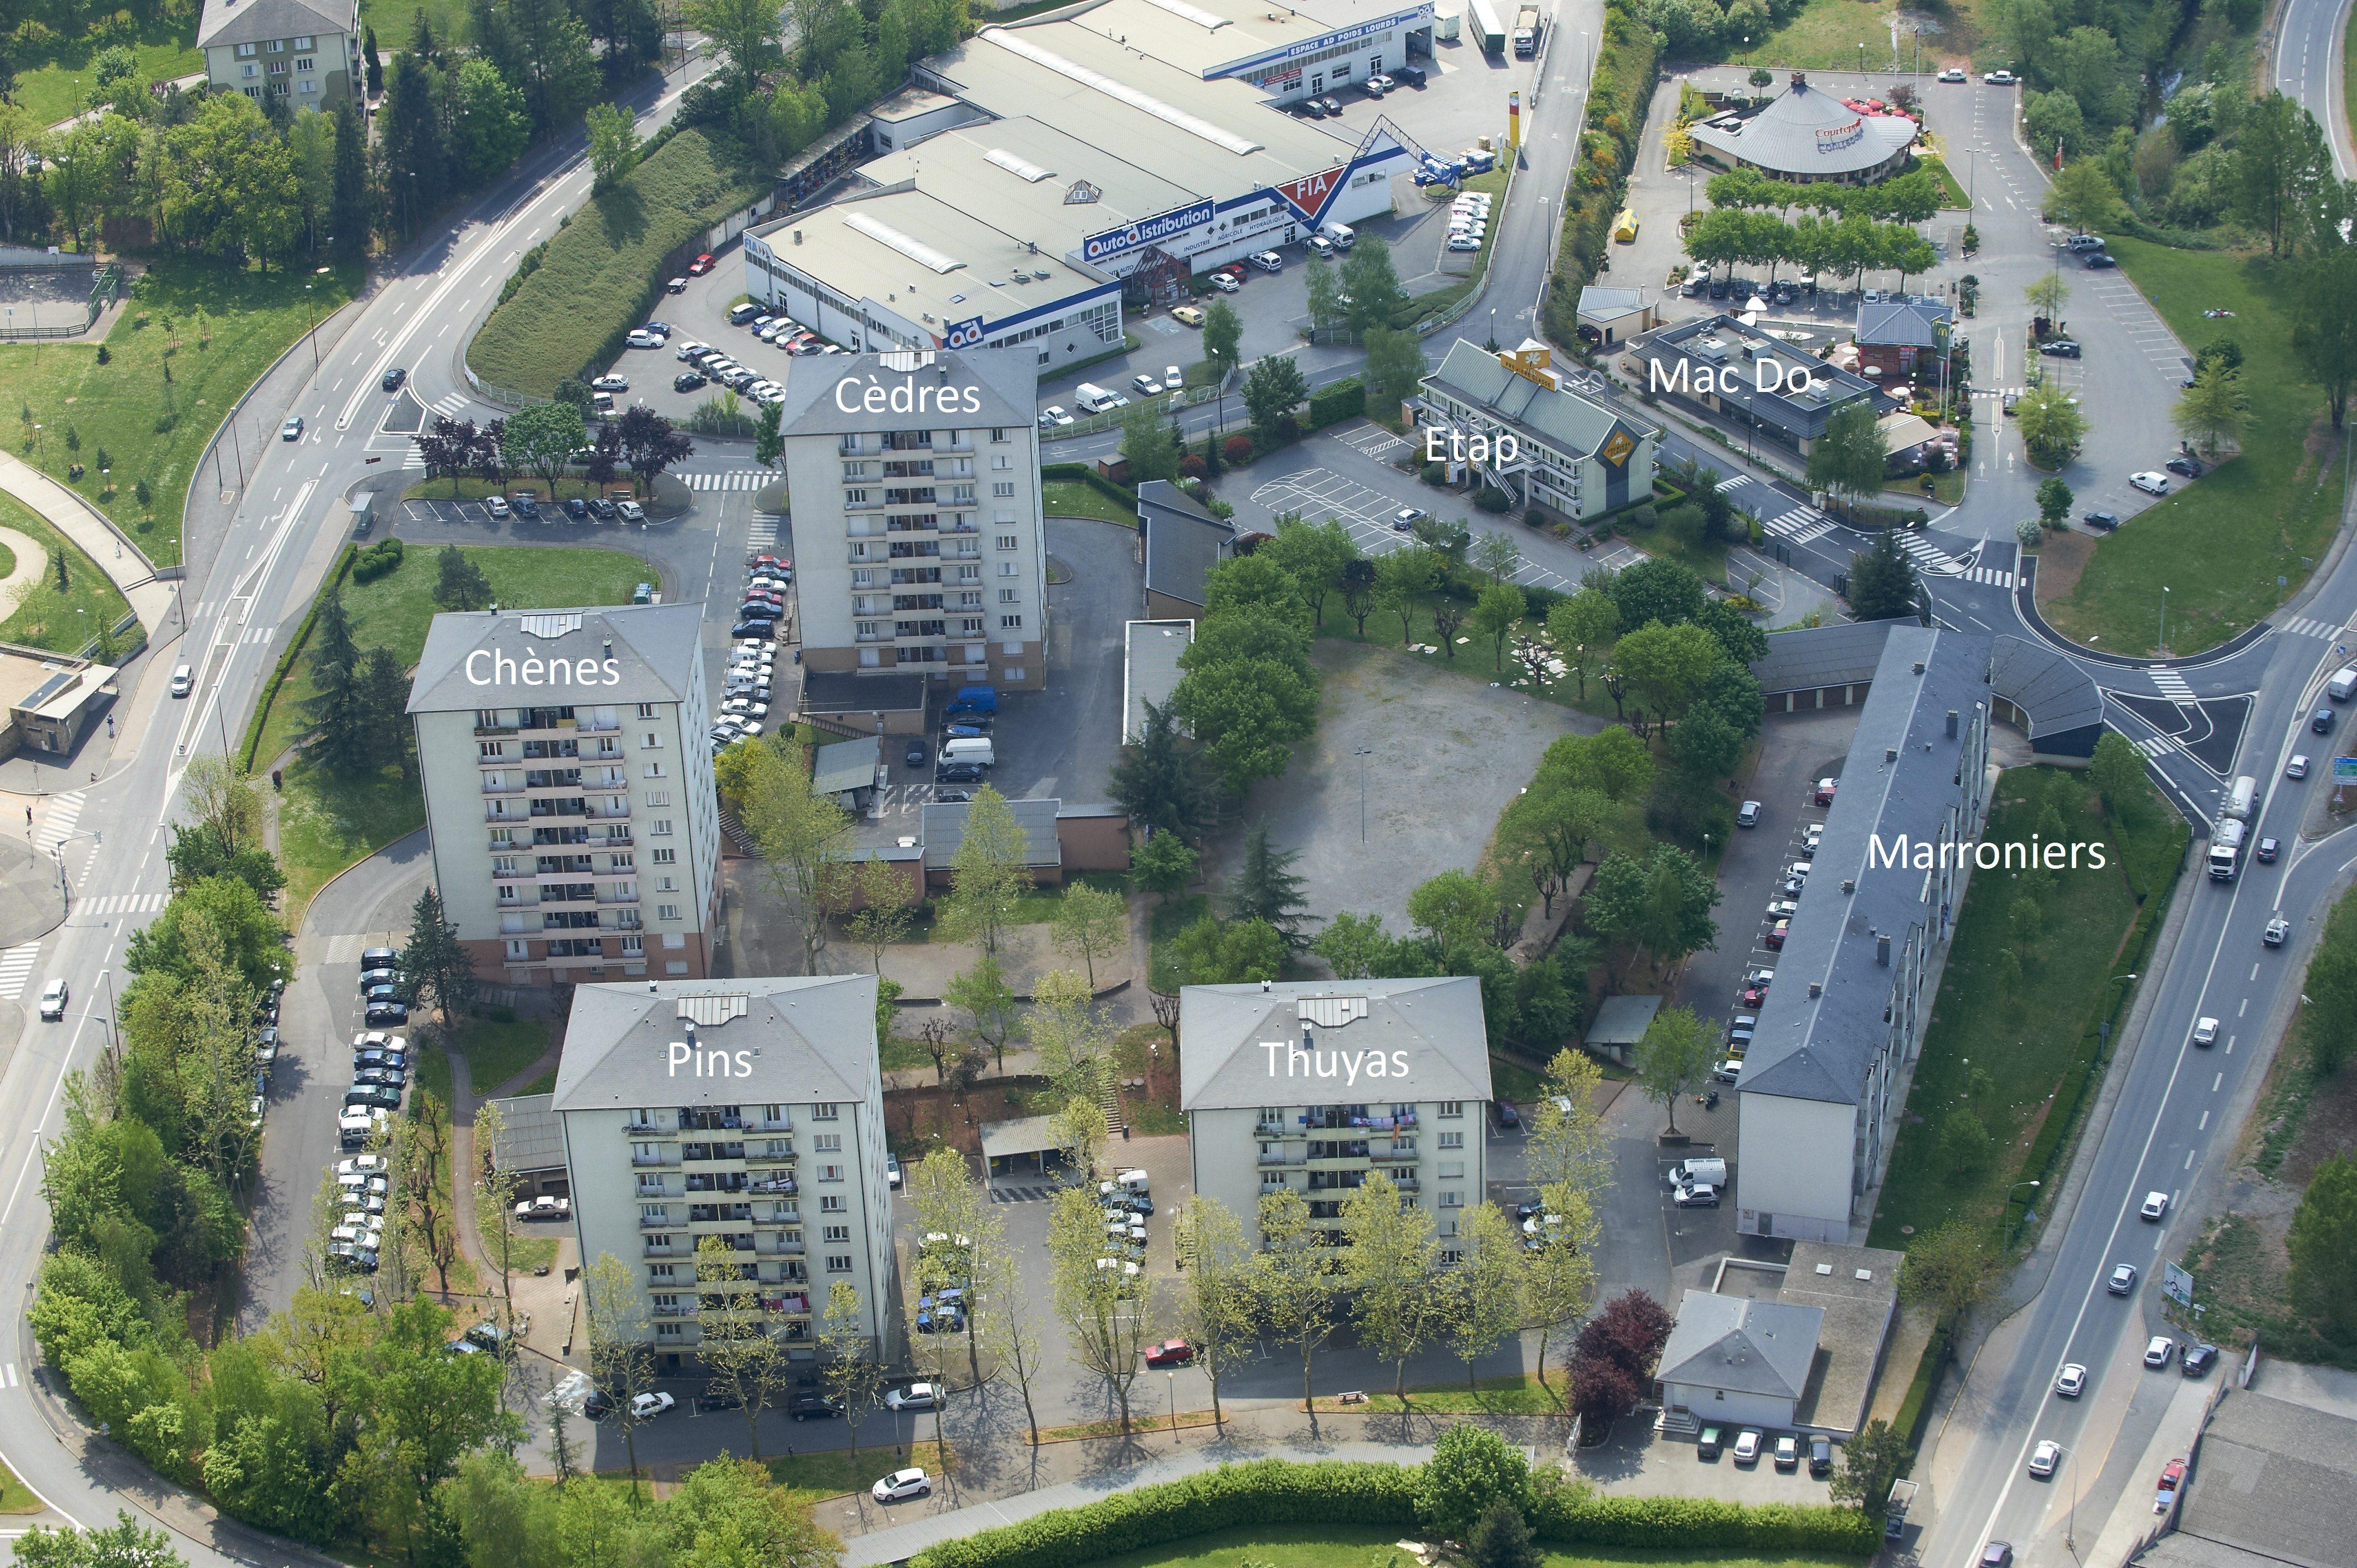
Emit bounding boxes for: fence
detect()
[0,259,119,341]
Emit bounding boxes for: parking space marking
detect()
[747,515,781,548]
[1249,457,1597,596]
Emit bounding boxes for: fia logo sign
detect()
[1273,164,1347,226]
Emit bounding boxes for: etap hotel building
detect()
[742,0,1434,368]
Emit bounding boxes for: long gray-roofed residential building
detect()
[1988,635,2104,759]
[773,347,1047,690]
[1417,340,1659,520]
[1623,314,1892,457]
[1182,978,1491,1250]
[1688,73,1917,183]
[553,977,898,1374]
[1736,625,1993,1244]
[1751,619,1905,712]
[197,0,362,108]
[1125,620,1195,742]
[406,604,722,983]
[919,796,1064,879]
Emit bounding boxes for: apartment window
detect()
[611,852,634,870]
[814,1133,842,1152]
[813,1102,840,1120]
[820,1194,847,1213]
[241,63,257,76]
[637,703,656,719]
[293,33,315,48]
[657,875,677,892]
[235,42,258,56]
[997,535,1018,551]
[1000,615,1023,631]
[266,37,284,50]
[491,855,517,874]
[1439,1191,1463,1208]
[642,731,661,749]
[1438,1101,1464,1118]
[999,561,1020,577]
[1438,1130,1464,1149]
[1438,1162,1465,1179]
[478,741,503,759]
[651,819,674,837]
[503,938,529,959]
[819,1164,845,1183]
[266,59,287,74]
[991,481,1015,498]
[651,846,676,864]
[1439,1249,1464,1266]
[998,589,1020,605]
[826,1255,853,1273]
[644,761,666,780]
[658,904,681,921]
[295,56,314,70]
[649,1263,678,1281]
[822,1224,851,1243]
[991,453,1011,470]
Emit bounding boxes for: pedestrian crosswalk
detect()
[2150,666,2198,705]
[34,791,84,855]
[244,626,275,647]
[1761,506,1836,545]
[2132,734,2181,759]
[0,943,39,1000]
[400,450,425,468]
[991,1184,1053,1204]
[747,514,780,548]
[1957,565,2015,587]
[79,893,167,916]
[1891,529,1963,576]
[2280,615,2343,640]
[682,470,772,492]
[430,393,469,417]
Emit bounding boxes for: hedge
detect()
[1892,1317,1952,1463]
[904,1455,1878,1568]
[1306,376,1366,431]
[1539,4,1659,347]
[351,535,404,582]
[907,1460,1421,1568]
[238,543,358,775]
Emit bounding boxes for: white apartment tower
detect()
[406,605,721,984]
[1180,979,1494,1255]
[773,348,1048,692]
[551,978,898,1374]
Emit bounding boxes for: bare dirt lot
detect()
[1205,638,1597,933]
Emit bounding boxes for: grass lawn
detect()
[509,1066,559,1097]
[361,0,466,53]
[1310,1371,1565,1414]
[1753,0,1984,71]
[452,1015,550,1095]
[0,491,132,652]
[1866,768,2181,1245]
[264,543,649,916]
[469,129,770,397]
[764,1440,951,1501]
[1146,891,1210,991]
[1489,1052,1549,1102]
[0,1456,38,1513]
[2045,241,2345,657]
[1042,478,1138,527]
[1915,155,1971,210]
[1061,1524,1866,1568]
[0,259,359,568]
[9,22,202,128]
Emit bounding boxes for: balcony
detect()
[756,1236,806,1256]
[482,778,525,796]
[748,1172,797,1195]
[651,1303,697,1318]
[1254,1121,1293,1138]
[1260,1179,1293,1195]
[631,1151,681,1168]
[625,1120,675,1137]
[753,1112,793,1132]
[639,1213,673,1230]
[1257,1150,1307,1168]
[643,1242,682,1258]
[1371,1146,1419,1164]
[473,723,520,737]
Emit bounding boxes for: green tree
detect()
[1110,700,1219,842]
[1669,704,1741,783]
[1171,653,1318,792]
[1202,553,1310,628]
[1902,1220,2002,1325]
[1418,1423,1531,1539]
[1470,581,1526,670]
[1442,1203,1525,1394]
[1829,1417,1910,1515]
[449,59,529,189]
[1170,1196,1258,1425]
[1131,828,1199,904]
[1845,530,1923,622]
[2288,1154,2357,1337]
[1339,1170,1436,1398]
[1470,1502,1542,1568]
[11,1512,187,1568]
[1605,556,1707,631]
[1805,400,1888,508]
[1339,236,1406,333]
[400,885,476,1030]
[1172,914,1283,984]
[1258,514,1357,627]
[2234,90,2329,257]
[1407,869,1500,950]
[2014,380,2088,468]
[843,856,913,972]
[2035,476,2073,529]
[736,737,854,973]
[755,399,784,467]
[1363,325,1427,411]
[1226,820,1309,943]
[1242,354,1310,434]
[2025,270,2071,323]
[1630,1004,1712,1135]
[1305,255,1344,329]
[501,400,589,487]
[938,786,1035,956]
[943,952,1017,1071]
[1612,619,1722,734]
[2294,246,2357,429]
[1119,398,1182,483]
[2041,158,2124,231]
[2174,364,2251,457]
[1047,1184,1155,1432]
[1545,588,1619,700]
[636,1456,838,1568]
[2088,730,2154,818]
[584,102,640,192]
[1202,298,1243,384]
[1254,1188,1335,1406]
[688,0,786,84]
[1043,880,1125,989]
[1311,910,1405,979]
[433,544,494,611]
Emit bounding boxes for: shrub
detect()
[1523,508,1548,529]
[1179,453,1206,478]
[1529,1490,1879,1555]
[351,537,405,582]
[1474,486,1511,513]
[1470,1501,1542,1568]
[1423,462,1448,486]
[1628,503,1659,530]
[1419,1424,1530,1538]
[1306,376,1366,430]
[1224,434,1255,466]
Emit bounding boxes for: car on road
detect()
[1765,919,1790,951]
[1938,66,1967,81]
[1737,800,1762,827]
[515,1195,571,1222]
[2109,1262,2139,1294]
[364,1002,409,1027]
[1766,899,1798,920]
[591,374,629,392]
[1773,1433,1798,1471]
[630,1391,676,1419]
[565,496,589,520]
[281,416,304,441]
[2130,471,2171,496]
[1308,234,1336,258]
[1713,1059,1743,1086]
[789,1394,846,1421]
[873,1468,930,1503]
[2257,835,2279,862]
[2039,339,2081,358]
[728,302,762,324]
[666,276,688,293]
[2145,1335,2176,1369]
[1980,1544,2014,1568]
[38,978,66,1020]
[694,1385,741,1412]
[2289,754,2311,780]
[1145,1338,1195,1367]
[2317,708,2338,735]
[2055,1363,2087,1397]
[2193,1017,2219,1046]
[728,620,770,641]
[1447,234,1483,253]
[2029,1440,2062,1478]
[382,367,407,391]
[2141,1190,2170,1220]
[1731,1428,1762,1465]
[1984,69,2017,84]
[2266,917,2290,946]
[582,1388,616,1420]
[2083,510,2119,531]
[884,1383,939,1411]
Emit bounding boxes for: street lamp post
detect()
[2002,1178,2041,1252]
[1166,1369,1176,1436]
[2159,586,2170,657]
[1354,746,1373,841]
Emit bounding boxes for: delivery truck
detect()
[2209,816,2246,881]
[1512,4,1541,55]
[2225,775,2257,822]
[1468,0,1505,55]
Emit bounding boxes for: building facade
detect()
[406,605,722,985]
[774,348,1048,691]
[197,0,363,108]
[1181,979,1493,1251]
[551,978,897,1374]
[1417,340,1659,521]
[1624,314,1890,457]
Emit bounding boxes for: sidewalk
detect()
[0,450,176,631]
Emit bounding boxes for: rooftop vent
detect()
[1808,981,1822,998]
[1843,879,1856,894]
[1885,747,1898,764]
[1815,1263,1834,1276]
[1946,709,1959,737]
[1912,661,1926,674]
[1877,932,1891,967]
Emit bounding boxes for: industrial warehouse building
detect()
[743,0,1434,364]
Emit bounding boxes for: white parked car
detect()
[486,496,510,518]
[1131,373,1163,396]
[873,1467,931,1503]
[338,1155,388,1177]
[1938,66,1967,82]
[630,1391,676,1419]
[1447,235,1482,252]
[2129,471,2171,496]
[887,1153,903,1188]
[1731,1428,1763,1464]
[1984,69,2018,84]
[1208,271,1241,292]
[1037,405,1073,428]
[591,374,629,391]
[626,329,661,348]
[2144,1335,2175,1369]
[617,501,645,523]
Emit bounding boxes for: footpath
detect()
[0,450,176,634]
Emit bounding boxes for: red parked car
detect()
[1813,777,1839,807]
[1144,1339,1195,1367]
[687,253,718,276]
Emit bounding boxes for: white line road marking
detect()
[0,944,38,999]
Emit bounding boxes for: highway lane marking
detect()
[2199,1111,2209,1129]
[2185,1149,2195,1169]
[2238,997,2247,1016]
[169,479,316,790]
[2250,963,2259,980]
[2214,1073,2222,1091]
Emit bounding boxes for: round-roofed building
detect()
[1688,71,1917,185]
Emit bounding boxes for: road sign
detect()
[2162,1261,2195,1308]
[2334,757,2357,782]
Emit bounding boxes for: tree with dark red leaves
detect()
[1565,1288,1675,1432]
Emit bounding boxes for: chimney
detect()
[1885,747,1898,764]
[1808,981,1823,999]
[1946,709,1958,738]
[1912,661,1926,675]
[1262,978,1272,992]
[1877,933,1891,967]
[794,229,804,245]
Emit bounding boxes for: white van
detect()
[1671,1157,1727,1188]
[1320,222,1355,250]
[169,664,193,698]
[1074,383,1123,414]
[2331,666,2357,702]
[942,737,995,767]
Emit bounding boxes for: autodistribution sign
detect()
[942,316,986,349]
[1081,199,1216,264]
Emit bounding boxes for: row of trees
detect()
[1703,167,1944,226]
[1682,207,1937,290]
[411,405,696,496]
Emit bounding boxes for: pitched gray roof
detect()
[1856,297,1951,349]
[1689,77,1917,177]
[1578,286,1651,322]
[1741,625,1990,1105]
[775,347,1038,440]
[1988,634,2103,740]
[1423,339,1634,461]
[198,0,354,49]
[1656,1288,1824,1400]
[1585,994,1663,1048]
[2178,1389,2357,1568]
[406,603,704,715]
[920,797,1062,870]
[1749,618,1905,696]
[551,977,880,1113]
[1180,978,1493,1113]
[1125,619,1193,743]
[800,669,929,716]
[1140,481,1233,607]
